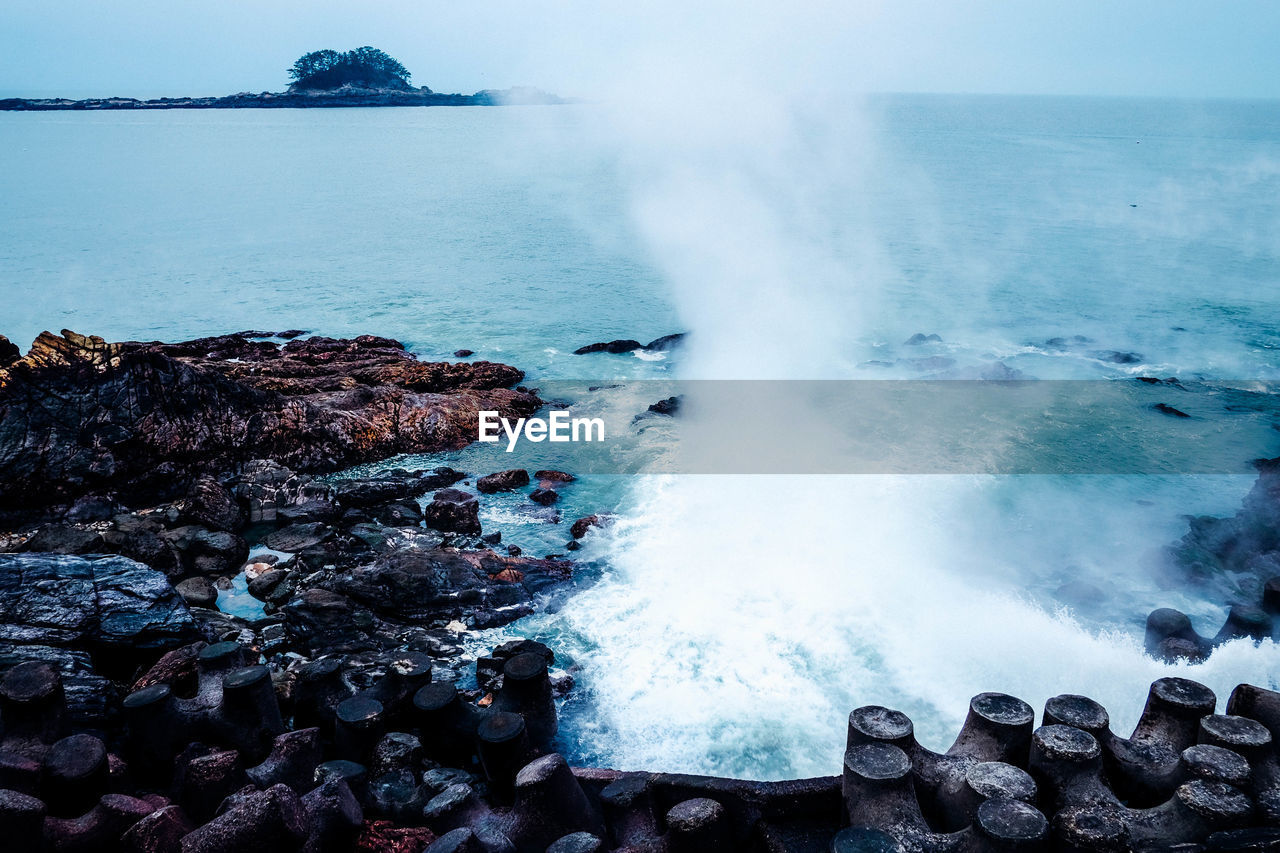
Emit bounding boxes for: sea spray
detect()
[517,1,1280,778]
[550,475,1280,780]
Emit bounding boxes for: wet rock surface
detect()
[572,333,685,355]
[0,553,196,651]
[1147,456,1280,664]
[0,330,539,517]
[0,330,637,852]
[7,329,1280,850]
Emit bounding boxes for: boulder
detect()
[573,340,642,355]
[332,468,464,508]
[373,501,424,527]
[175,576,219,610]
[423,490,481,536]
[179,783,307,853]
[644,332,686,351]
[64,495,120,523]
[282,589,370,655]
[265,523,333,554]
[247,567,294,606]
[1093,350,1143,364]
[476,470,530,494]
[184,476,245,532]
[19,525,104,555]
[530,489,558,506]
[275,500,339,525]
[0,553,196,650]
[189,529,249,575]
[328,549,572,627]
[569,515,611,540]
[235,461,329,525]
[101,527,182,577]
[573,333,684,355]
[645,396,681,417]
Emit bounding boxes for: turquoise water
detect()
[3,97,1280,779]
[0,106,676,372]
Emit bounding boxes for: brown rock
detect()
[423,489,481,536]
[476,469,530,494]
[0,334,20,367]
[530,488,558,506]
[570,514,612,540]
[0,330,539,517]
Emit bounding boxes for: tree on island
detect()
[287,47,422,91]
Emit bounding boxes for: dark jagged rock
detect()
[326,548,572,628]
[184,528,250,575]
[534,471,575,484]
[1154,402,1191,418]
[64,494,121,523]
[235,460,333,525]
[904,333,943,345]
[247,565,294,606]
[1139,376,1187,389]
[18,525,104,555]
[333,468,465,508]
[0,335,19,367]
[476,470,530,494]
[0,553,195,651]
[175,577,219,610]
[572,340,642,355]
[265,522,334,553]
[183,475,245,532]
[1145,603,1274,664]
[1157,457,1280,664]
[573,332,685,355]
[0,330,538,518]
[1129,457,1280,664]
[423,489,482,536]
[644,332,686,351]
[181,783,307,852]
[282,590,371,655]
[645,395,681,417]
[530,488,558,506]
[569,515,612,540]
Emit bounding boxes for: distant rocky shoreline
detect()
[0,86,569,112]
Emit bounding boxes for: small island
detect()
[0,46,567,111]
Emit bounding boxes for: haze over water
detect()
[3,95,1280,778]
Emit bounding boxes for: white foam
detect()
[559,475,1280,779]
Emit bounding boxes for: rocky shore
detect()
[0,86,568,112]
[1145,458,1280,665]
[4,328,1280,850]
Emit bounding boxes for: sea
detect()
[3,95,1280,780]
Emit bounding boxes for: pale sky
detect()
[3,1,1278,100]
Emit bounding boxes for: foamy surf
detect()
[546,474,1280,780]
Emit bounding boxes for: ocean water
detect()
[3,96,1280,780]
[0,106,676,370]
